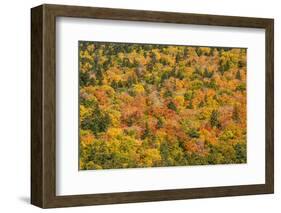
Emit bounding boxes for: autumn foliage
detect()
[79,41,247,170]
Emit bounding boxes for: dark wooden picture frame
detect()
[31,4,274,208]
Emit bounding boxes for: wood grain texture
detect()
[31,5,43,207]
[265,20,274,193]
[31,4,274,208]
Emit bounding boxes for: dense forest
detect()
[79,41,247,170]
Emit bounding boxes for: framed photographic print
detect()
[31,4,274,208]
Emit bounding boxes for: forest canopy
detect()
[79,41,247,170]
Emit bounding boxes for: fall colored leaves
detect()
[79,42,247,170]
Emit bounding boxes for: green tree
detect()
[232,104,240,122]
[81,104,111,135]
[167,101,177,111]
[210,110,220,128]
[236,70,241,80]
[188,129,200,138]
